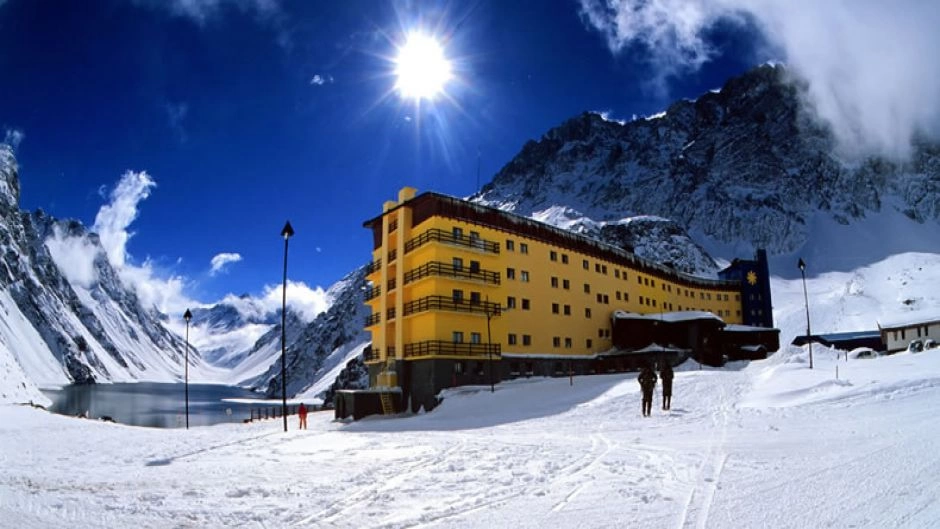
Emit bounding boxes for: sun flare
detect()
[394,32,453,101]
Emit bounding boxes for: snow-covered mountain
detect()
[473,64,940,269]
[0,144,193,403]
[248,266,370,400]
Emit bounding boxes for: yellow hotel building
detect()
[363,187,770,412]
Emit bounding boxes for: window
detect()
[562,254,569,264]
[522,299,531,310]
[707,293,712,301]
[521,270,530,282]
[604,329,610,338]
[563,304,571,315]
[602,265,608,274]
[584,283,591,294]
[615,269,620,278]
[563,279,570,290]
[520,243,529,254]
[506,296,517,309]
[506,239,515,251]
[644,278,650,286]
[453,227,463,238]
[623,293,628,302]
[470,291,481,305]
[469,231,481,248]
[551,277,559,288]
[616,291,622,301]
[470,332,481,344]
[523,335,532,346]
[564,337,572,348]
[622,270,628,281]
[639,295,644,304]
[552,303,560,314]
[470,260,480,273]
[651,279,655,288]
[453,289,464,303]
[603,294,609,304]
[583,259,589,270]
[585,307,592,318]
[507,268,516,280]
[595,263,601,273]
[452,331,464,343]
[652,299,657,308]
[553,336,561,347]
[508,333,518,345]
[638,276,643,285]
[596,293,603,303]
[598,329,604,338]
[452,257,464,271]
[550,250,558,261]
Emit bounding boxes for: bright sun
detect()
[394,32,452,101]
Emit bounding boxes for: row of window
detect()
[506,268,530,282]
[451,331,483,344]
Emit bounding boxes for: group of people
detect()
[637,362,673,417]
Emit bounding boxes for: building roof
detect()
[723,324,781,332]
[878,309,940,330]
[612,310,723,323]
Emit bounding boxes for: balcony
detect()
[403,295,501,317]
[387,277,397,291]
[386,307,396,320]
[365,259,381,275]
[364,285,381,301]
[364,347,381,362]
[404,261,500,286]
[388,248,398,263]
[365,312,381,327]
[403,340,501,359]
[404,228,500,255]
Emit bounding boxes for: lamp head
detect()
[183,308,192,322]
[281,221,295,240]
[798,258,806,271]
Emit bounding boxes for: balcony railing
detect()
[365,259,381,275]
[388,218,398,233]
[365,312,381,327]
[403,340,501,359]
[404,261,500,286]
[386,307,396,320]
[388,248,398,263]
[404,228,500,255]
[364,347,381,362]
[364,285,381,301]
[387,277,397,291]
[403,295,501,317]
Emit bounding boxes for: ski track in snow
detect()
[3,350,940,528]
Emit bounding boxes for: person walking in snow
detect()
[298,402,308,430]
[660,363,674,411]
[638,364,657,417]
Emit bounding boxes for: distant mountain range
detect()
[3,64,938,405]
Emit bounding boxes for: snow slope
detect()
[2,343,939,528]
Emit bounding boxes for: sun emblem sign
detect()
[746,270,758,286]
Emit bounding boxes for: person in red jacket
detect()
[298,403,308,430]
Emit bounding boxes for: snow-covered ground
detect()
[2,344,939,528]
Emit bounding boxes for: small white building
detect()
[878,310,940,353]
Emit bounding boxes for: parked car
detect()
[925,339,938,351]
[848,347,878,359]
[907,339,925,353]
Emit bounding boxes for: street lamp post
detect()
[798,258,814,370]
[485,296,494,393]
[183,309,192,430]
[280,221,294,432]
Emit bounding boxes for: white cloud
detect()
[3,128,24,150]
[210,252,243,276]
[44,226,102,289]
[136,0,281,24]
[578,0,940,160]
[310,74,334,86]
[219,280,330,323]
[164,102,189,143]
[93,171,155,269]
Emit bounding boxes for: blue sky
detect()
[2,0,935,317]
